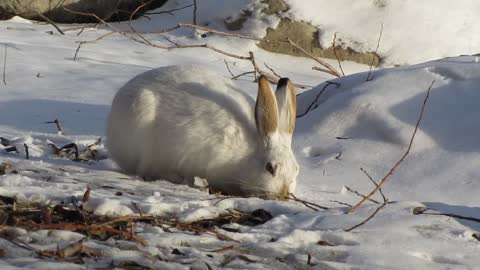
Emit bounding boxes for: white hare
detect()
[106,65,299,199]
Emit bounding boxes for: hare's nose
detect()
[277,185,290,201]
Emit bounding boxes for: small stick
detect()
[360,167,387,203]
[3,43,6,85]
[224,59,235,78]
[332,33,345,76]
[232,71,255,80]
[73,43,82,61]
[345,202,386,232]
[288,193,329,211]
[330,200,353,207]
[344,186,381,205]
[24,143,29,160]
[32,11,65,35]
[264,62,282,79]
[144,4,194,15]
[287,38,342,77]
[45,118,66,135]
[193,0,198,25]
[349,80,435,213]
[249,51,258,80]
[296,81,340,118]
[366,23,384,81]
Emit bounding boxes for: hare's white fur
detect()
[106,65,299,199]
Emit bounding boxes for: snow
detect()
[0,0,479,269]
[284,0,480,66]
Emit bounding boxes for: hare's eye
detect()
[265,162,276,176]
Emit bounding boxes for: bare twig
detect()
[224,59,235,77]
[349,80,435,213]
[73,43,82,61]
[3,43,6,85]
[32,11,65,35]
[232,71,256,80]
[144,4,194,15]
[332,33,345,76]
[413,207,480,223]
[330,200,353,207]
[23,143,29,160]
[45,118,66,135]
[264,62,282,79]
[249,51,259,80]
[360,167,387,203]
[287,38,342,77]
[288,193,329,211]
[193,0,198,25]
[296,81,340,118]
[344,186,381,205]
[366,23,384,81]
[345,202,386,232]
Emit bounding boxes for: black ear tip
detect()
[277,78,290,88]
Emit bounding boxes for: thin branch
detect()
[344,186,381,205]
[249,51,259,80]
[45,118,66,135]
[349,80,435,213]
[73,43,82,61]
[330,200,353,207]
[24,143,29,160]
[32,11,65,35]
[345,202,386,232]
[264,62,282,79]
[360,167,387,203]
[288,193,329,211]
[413,207,480,223]
[287,38,342,77]
[224,59,235,77]
[193,0,198,25]
[332,33,345,76]
[232,71,255,80]
[144,4,194,15]
[296,81,340,118]
[3,43,6,85]
[366,23,383,81]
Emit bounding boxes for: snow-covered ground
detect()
[0,1,479,269]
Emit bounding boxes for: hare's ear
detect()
[275,78,296,134]
[255,76,279,137]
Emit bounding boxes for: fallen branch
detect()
[288,193,329,211]
[344,202,387,232]
[23,143,29,160]
[32,11,65,35]
[3,43,6,85]
[349,80,435,213]
[332,33,345,76]
[360,167,387,203]
[144,4,194,15]
[62,7,338,81]
[344,186,381,205]
[296,81,340,118]
[413,207,480,223]
[193,0,198,25]
[287,38,342,78]
[45,118,66,135]
[366,23,384,81]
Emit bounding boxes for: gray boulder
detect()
[0,0,167,23]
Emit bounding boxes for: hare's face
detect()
[241,132,299,199]
[264,132,299,199]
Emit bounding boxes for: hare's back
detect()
[107,65,256,179]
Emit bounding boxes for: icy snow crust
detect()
[0,1,480,269]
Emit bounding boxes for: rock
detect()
[0,0,167,23]
[258,18,381,66]
[227,0,381,66]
